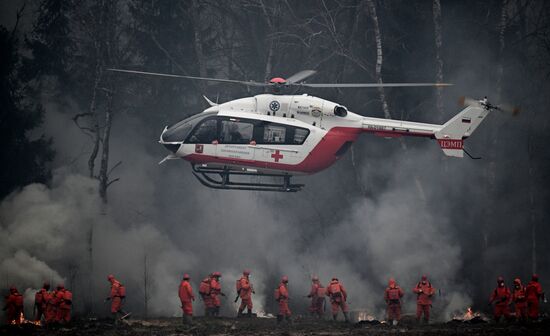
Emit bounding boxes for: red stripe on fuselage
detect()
[364,128,434,138]
[184,127,362,174]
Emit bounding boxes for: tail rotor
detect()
[459,96,520,116]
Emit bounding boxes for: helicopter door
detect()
[218,118,255,161]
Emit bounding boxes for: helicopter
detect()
[109,69,515,192]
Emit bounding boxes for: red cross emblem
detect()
[271,150,284,162]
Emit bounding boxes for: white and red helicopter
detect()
[110,69,515,192]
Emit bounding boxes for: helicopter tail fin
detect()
[434,104,490,158]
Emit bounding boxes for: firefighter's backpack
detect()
[387,288,400,300]
[118,284,126,298]
[200,278,211,295]
[317,286,326,297]
[329,283,342,299]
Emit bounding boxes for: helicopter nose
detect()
[162,141,180,153]
[160,121,191,153]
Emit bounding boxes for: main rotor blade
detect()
[107,69,269,87]
[301,82,453,88]
[285,70,317,84]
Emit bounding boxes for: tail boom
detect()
[360,101,490,158]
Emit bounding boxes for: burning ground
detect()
[2,316,550,336]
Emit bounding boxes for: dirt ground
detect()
[2,316,549,336]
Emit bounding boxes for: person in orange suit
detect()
[512,278,528,321]
[525,274,544,320]
[3,286,24,324]
[199,274,213,316]
[51,284,64,323]
[489,276,511,322]
[307,276,325,318]
[179,273,195,324]
[44,284,57,325]
[237,269,254,317]
[34,282,50,322]
[55,283,72,324]
[210,272,224,316]
[325,277,349,322]
[413,275,435,323]
[105,275,129,322]
[384,278,404,325]
[276,276,291,323]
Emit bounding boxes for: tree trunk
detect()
[496,0,508,101]
[365,0,426,201]
[482,0,508,300]
[143,254,149,317]
[365,0,390,119]
[98,89,114,203]
[260,0,277,87]
[88,63,102,178]
[433,0,444,121]
[87,221,94,314]
[191,0,207,81]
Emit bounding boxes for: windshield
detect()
[161,112,217,142]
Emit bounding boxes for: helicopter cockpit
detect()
[160,111,218,152]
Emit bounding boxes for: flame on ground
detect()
[452,307,484,321]
[10,312,42,326]
[256,310,275,318]
[357,311,376,322]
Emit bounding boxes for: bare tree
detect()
[143,254,151,317]
[433,0,444,121]
[365,0,426,201]
[365,0,390,119]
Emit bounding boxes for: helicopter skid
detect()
[191,165,303,192]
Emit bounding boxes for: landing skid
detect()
[191,165,304,192]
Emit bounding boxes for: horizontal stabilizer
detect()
[435,104,489,158]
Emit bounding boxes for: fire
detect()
[452,307,482,321]
[356,311,376,322]
[256,310,275,318]
[10,312,42,326]
[463,307,477,320]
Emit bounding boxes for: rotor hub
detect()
[269,77,286,84]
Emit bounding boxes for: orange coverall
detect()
[413,278,435,322]
[238,276,253,312]
[179,280,195,316]
[277,282,291,317]
[326,279,348,316]
[384,279,404,321]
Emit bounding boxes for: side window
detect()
[220,119,254,144]
[293,128,309,144]
[263,124,286,143]
[187,118,218,143]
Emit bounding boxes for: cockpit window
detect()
[163,111,217,143]
[162,121,192,142]
[187,118,218,143]
[220,119,254,144]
